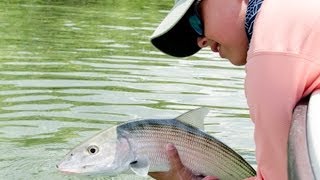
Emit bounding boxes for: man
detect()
[149,0,320,179]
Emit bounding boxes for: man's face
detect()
[198,0,249,66]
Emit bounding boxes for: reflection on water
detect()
[0,0,255,179]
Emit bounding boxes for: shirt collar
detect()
[245,0,264,43]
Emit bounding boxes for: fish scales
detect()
[133,126,233,169]
[124,123,252,178]
[121,119,253,171]
[136,135,232,176]
[118,119,255,179]
[139,125,248,168]
[124,121,248,174]
[57,108,256,179]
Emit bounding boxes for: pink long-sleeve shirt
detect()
[245,0,320,179]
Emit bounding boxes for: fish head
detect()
[57,126,134,175]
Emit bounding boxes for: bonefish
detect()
[57,107,256,179]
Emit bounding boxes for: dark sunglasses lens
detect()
[189,15,203,36]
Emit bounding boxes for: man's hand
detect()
[148,143,219,180]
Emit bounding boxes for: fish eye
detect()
[87,145,99,155]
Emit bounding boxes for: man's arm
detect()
[245,52,320,179]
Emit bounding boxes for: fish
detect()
[57,107,256,179]
[288,90,320,180]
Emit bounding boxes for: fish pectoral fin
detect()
[129,156,150,177]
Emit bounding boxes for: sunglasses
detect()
[188,0,204,36]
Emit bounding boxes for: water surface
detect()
[0,1,255,179]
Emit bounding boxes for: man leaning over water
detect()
[148,0,320,179]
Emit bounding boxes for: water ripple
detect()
[0,0,255,179]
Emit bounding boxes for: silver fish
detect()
[288,90,320,180]
[57,107,256,179]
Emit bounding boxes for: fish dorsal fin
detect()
[175,107,209,130]
[129,155,150,177]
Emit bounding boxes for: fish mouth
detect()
[57,163,111,174]
[57,164,126,176]
[56,164,89,174]
[57,167,79,174]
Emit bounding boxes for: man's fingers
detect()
[150,144,218,180]
[148,172,168,180]
[166,143,185,172]
[202,176,220,180]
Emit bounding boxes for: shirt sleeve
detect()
[244,52,320,180]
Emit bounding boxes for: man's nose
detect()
[197,37,209,48]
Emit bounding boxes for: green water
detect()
[0,1,255,179]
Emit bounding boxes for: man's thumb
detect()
[166,143,184,171]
